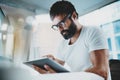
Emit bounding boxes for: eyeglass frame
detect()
[51,14,71,30]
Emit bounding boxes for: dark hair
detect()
[50,0,78,20]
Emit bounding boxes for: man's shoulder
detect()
[84,25,100,30]
[83,25,102,33]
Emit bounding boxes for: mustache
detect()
[61,30,69,35]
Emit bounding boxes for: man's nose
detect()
[58,26,64,32]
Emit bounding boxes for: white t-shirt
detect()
[56,26,111,80]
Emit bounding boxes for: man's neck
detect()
[69,25,83,45]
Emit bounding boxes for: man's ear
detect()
[71,11,78,20]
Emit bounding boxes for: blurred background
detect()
[0,0,120,63]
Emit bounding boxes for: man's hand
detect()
[33,54,65,74]
[33,65,56,74]
[43,54,65,65]
[85,67,107,79]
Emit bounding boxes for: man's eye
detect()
[58,22,65,27]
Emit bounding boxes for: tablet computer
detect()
[24,58,69,73]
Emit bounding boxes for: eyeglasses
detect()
[51,14,71,30]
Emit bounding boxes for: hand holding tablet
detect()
[24,58,69,73]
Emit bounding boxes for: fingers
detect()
[44,65,56,73]
[43,55,65,65]
[33,65,47,74]
[33,65,56,74]
[43,54,55,60]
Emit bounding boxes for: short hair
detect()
[50,0,78,20]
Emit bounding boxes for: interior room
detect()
[0,0,120,80]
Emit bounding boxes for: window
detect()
[79,1,120,59]
[115,36,120,51]
[0,7,5,56]
[113,20,120,34]
[108,38,112,51]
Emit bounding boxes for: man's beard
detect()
[61,20,77,40]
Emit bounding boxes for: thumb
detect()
[44,65,56,73]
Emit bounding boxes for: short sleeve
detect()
[88,27,108,52]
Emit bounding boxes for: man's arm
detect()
[85,49,109,80]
